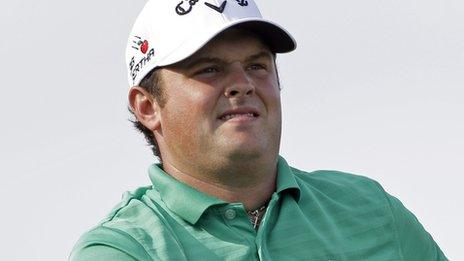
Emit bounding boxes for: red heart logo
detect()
[140,40,149,54]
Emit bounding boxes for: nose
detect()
[224,63,255,98]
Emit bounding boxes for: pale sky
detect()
[0,0,463,260]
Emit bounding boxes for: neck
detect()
[162,156,278,211]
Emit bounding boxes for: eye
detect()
[195,66,220,76]
[248,63,267,71]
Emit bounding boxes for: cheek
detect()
[256,78,281,109]
[163,87,218,135]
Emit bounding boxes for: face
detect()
[155,29,282,173]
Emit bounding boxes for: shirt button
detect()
[224,209,237,220]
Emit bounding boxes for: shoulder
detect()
[289,167,391,215]
[289,167,448,260]
[70,186,161,261]
[291,167,385,198]
[101,186,153,222]
[100,186,161,225]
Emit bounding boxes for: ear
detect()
[128,86,161,131]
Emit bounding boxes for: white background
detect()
[0,0,462,260]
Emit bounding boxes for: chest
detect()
[151,197,400,260]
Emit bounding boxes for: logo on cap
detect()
[132,36,150,54]
[235,0,248,7]
[175,0,248,16]
[129,36,155,83]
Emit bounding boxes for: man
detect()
[71,0,447,260]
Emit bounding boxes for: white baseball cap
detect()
[126,0,297,87]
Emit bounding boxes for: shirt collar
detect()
[148,156,301,225]
[275,156,301,202]
[148,164,225,225]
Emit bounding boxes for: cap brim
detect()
[158,18,296,68]
[237,20,296,53]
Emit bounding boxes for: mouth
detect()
[218,108,260,121]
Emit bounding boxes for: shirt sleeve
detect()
[70,245,136,261]
[382,188,448,260]
[69,226,153,261]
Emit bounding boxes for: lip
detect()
[218,107,261,121]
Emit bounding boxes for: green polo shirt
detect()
[70,157,447,260]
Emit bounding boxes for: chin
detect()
[214,131,279,160]
[221,142,268,160]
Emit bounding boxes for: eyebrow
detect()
[179,50,274,70]
[244,51,274,64]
